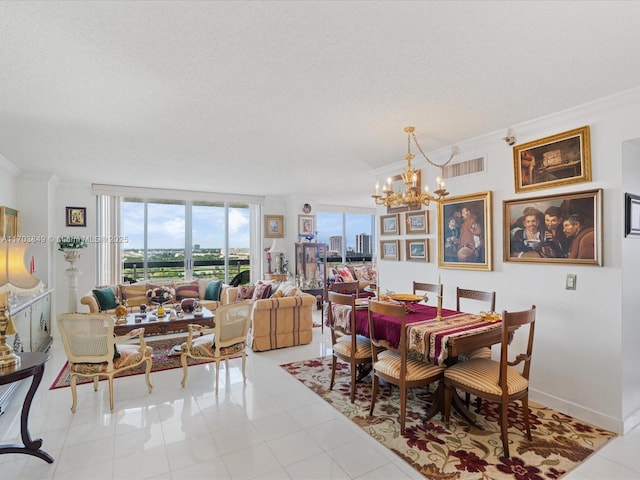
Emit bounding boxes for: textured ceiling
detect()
[1,1,640,207]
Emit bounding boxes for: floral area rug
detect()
[281,356,616,479]
[50,335,212,389]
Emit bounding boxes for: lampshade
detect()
[0,241,41,306]
[269,238,283,254]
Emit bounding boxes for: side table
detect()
[0,352,54,463]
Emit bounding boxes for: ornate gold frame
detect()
[0,206,20,238]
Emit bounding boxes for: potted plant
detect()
[58,236,88,269]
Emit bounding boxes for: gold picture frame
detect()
[437,191,493,271]
[405,210,428,234]
[264,215,284,238]
[380,214,399,236]
[380,240,400,261]
[513,125,591,193]
[66,206,86,227]
[503,188,602,265]
[406,239,429,262]
[0,206,20,238]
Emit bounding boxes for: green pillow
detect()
[93,287,118,311]
[204,279,223,301]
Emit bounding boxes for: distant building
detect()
[329,236,343,254]
[355,233,372,255]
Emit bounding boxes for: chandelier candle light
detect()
[372,126,459,208]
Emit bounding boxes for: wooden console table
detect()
[0,352,54,463]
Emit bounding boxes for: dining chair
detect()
[57,313,153,413]
[456,287,496,410]
[180,300,252,393]
[328,280,360,295]
[412,281,441,305]
[368,300,445,434]
[327,291,376,403]
[443,305,536,458]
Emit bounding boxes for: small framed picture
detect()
[264,215,284,238]
[513,125,591,193]
[66,207,86,227]
[405,210,428,234]
[625,193,640,237]
[406,239,429,262]
[0,206,20,237]
[380,214,399,236]
[380,240,400,261]
[298,214,315,236]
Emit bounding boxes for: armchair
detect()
[57,313,153,413]
[180,300,252,393]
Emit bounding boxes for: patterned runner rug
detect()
[50,335,212,389]
[281,356,616,479]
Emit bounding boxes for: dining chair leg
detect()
[329,355,337,390]
[521,396,532,441]
[349,360,356,403]
[400,388,407,435]
[500,403,510,458]
[369,375,379,416]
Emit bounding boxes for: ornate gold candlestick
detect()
[436,281,443,321]
[0,307,19,368]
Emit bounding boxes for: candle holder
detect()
[436,284,443,321]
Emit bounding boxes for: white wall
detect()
[372,88,640,434]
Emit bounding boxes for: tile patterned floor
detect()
[1,310,638,479]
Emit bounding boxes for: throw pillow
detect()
[92,287,118,311]
[354,266,371,282]
[338,267,355,282]
[204,279,223,301]
[273,282,298,298]
[251,281,272,302]
[119,283,148,306]
[175,280,199,300]
[236,285,256,302]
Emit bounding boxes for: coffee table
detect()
[114,307,214,336]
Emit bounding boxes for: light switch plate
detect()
[566,274,577,290]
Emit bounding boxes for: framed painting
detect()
[625,193,640,237]
[0,206,20,238]
[380,240,400,261]
[406,238,429,262]
[405,210,428,234]
[264,215,284,238]
[66,206,86,227]
[437,191,492,271]
[298,214,315,236]
[385,170,422,213]
[503,188,602,265]
[380,214,399,236]
[513,125,591,193]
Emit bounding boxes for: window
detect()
[316,210,375,265]
[93,184,262,285]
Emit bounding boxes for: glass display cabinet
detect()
[295,242,327,289]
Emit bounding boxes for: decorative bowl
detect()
[389,293,424,303]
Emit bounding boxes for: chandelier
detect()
[372,126,459,208]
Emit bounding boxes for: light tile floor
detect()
[0,309,639,479]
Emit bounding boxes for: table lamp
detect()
[0,241,42,368]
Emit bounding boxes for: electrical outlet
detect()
[566,274,577,290]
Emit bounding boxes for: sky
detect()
[122,202,373,251]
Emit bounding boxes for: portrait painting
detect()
[503,188,602,265]
[437,191,492,271]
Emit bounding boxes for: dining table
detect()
[347,300,506,425]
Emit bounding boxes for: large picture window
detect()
[316,210,375,265]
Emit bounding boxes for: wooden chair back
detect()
[327,291,357,342]
[456,287,496,312]
[500,305,536,384]
[412,281,441,305]
[368,300,405,359]
[329,281,359,295]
